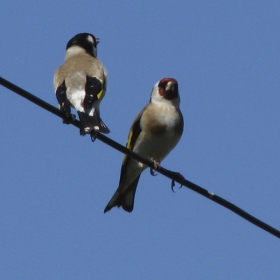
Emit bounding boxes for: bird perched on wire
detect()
[104,78,184,213]
[53,33,110,137]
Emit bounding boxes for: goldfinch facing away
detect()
[104,78,184,213]
[54,33,109,135]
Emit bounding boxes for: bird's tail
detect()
[78,111,110,135]
[104,176,140,213]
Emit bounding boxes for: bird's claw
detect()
[150,158,160,176]
[171,180,183,192]
[171,180,176,192]
[170,172,184,192]
[150,168,157,176]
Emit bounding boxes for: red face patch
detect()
[158,78,179,100]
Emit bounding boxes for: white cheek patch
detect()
[87,35,94,44]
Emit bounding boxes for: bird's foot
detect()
[171,180,183,192]
[150,158,160,176]
[170,172,184,192]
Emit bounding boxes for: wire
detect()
[1,76,279,238]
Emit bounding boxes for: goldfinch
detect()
[104,78,184,213]
[53,33,109,135]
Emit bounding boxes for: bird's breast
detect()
[141,103,182,135]
[134,104,182,161]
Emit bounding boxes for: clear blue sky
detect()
[1,1,280,279]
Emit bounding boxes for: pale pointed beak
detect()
[165,81,174,91]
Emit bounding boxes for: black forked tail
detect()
[78,111,110,135]
[104,175,140,213]
[80,76,109,135]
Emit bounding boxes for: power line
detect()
[1,76,279,238]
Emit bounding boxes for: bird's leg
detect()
[150,158,160,176]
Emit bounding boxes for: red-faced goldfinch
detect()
[53,33,109,136]
[104,78,184,213]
